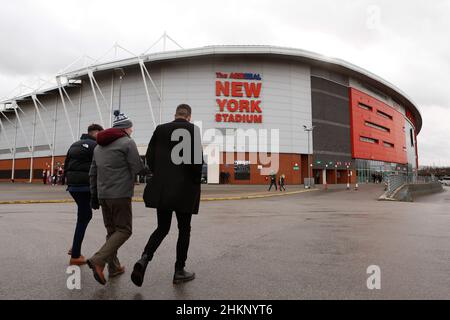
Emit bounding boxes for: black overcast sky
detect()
[0,0,449,166]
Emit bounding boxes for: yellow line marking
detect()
[0,188,318,205]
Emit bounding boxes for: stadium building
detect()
[0,45,421,185]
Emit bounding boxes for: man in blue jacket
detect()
[64,124,104,266]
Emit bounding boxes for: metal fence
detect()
[385,174,439,196]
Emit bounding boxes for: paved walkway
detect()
[1,185,449,299]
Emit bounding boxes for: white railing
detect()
[386,174,439,196]
[386,175,407,195]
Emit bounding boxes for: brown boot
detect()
[87,260,107,285]
[109,266,125,278]
[69,255,87,266]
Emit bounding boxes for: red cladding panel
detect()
[349,88,407,164]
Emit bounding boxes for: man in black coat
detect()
[131,104,203,287]
[64,124,104,266]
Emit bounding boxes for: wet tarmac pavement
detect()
[0,185,449,300]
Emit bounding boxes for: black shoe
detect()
[173,269,196,284]
[131,255,149,287]
[87,259,106,286]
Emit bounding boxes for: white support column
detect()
[92,75,110,111]
[62,86,78,110]
[138,59,160,129]
[141,62,162,101]
[0,116,13,154]
[62,85,82,138]
[29,108,37,183]
[12,116,18,182]
[0,111,15,127]
[51,95,58,176]
[56,78,76,142]
[87,69,105,127]
[77,86,82,137]
[13,104,32,152]
[32,95,52,149]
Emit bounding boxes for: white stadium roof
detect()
[1,45,422,132]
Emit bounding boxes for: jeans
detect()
[69,192,93,259]
[144,209,192,271]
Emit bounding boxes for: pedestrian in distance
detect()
[61,166,66,185]
[279,174,286,191]
[64,124,104,266]
[225,171,230,184]
[268,172,277,191]
[52,170,57,186]
[57,168,62,185]
[131,104,203,287]
[87,111,146,286]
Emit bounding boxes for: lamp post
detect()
[335,164,338,185]
[325,164,328,190]
[114,68,125,112]
[303,125,315,189]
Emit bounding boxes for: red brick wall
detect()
[0,156,66,183]
[219,152,305,185]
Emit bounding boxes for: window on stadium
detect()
[360,136,379,144]
[365,121,390,133]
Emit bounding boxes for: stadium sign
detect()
[215,72,263,124]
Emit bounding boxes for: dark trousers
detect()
[279,183,286,191]
[144,209,192,271]
[69,192,93,258]
[268,181,277,191]
[90,198,132,272]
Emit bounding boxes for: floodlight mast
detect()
[115,68,125,112]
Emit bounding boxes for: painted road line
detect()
[0,188,318,205]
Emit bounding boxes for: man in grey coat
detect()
[87,110,145,285]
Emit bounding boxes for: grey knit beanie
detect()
[113,110,133,129]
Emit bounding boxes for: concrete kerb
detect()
[0,188,318,205]
[379,182,444,202]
